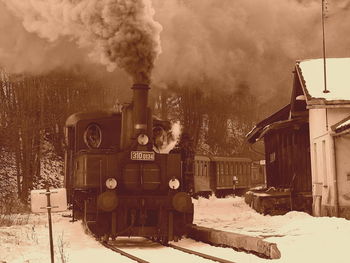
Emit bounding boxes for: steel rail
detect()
[83,221,150,263]
[84,220,236,263]
[168,243,237,263]
[101,241,150,263]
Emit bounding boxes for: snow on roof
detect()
[331,115,350,134]
[337,119,350,129]
[298,58,350,102]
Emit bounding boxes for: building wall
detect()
[334,134,350,218]
[309,108,350,217]
[264,124,311,193]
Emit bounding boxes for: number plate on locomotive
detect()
[130,151,155,161]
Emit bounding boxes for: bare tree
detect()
[0,69,120,202]
[162,81,260,158]
[166,82,206,151]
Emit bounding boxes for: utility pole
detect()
[322,0,329,94]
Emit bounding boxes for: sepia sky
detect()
[0,0,350,107]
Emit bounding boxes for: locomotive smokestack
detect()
[132,83,150,132]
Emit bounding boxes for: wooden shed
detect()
[246,57,350,219]
[245,67,313,215]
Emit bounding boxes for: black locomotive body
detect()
[64,84,193,242]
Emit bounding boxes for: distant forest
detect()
[0,69,279,202]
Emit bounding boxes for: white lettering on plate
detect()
[130,151,155,161]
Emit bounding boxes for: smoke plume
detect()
[0,0,162,84]
[151,0,350,104]
[1,0,350,106]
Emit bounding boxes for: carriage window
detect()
[220,163,224,175]
[229,163,233,175]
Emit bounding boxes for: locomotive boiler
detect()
[64,83,194,243]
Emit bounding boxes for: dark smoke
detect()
[1,0,350,104]
[0,0,162,84]
[151,0,350,103]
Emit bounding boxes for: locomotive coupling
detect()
[97,190,118,212]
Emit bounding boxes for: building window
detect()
[269,152,276,163]
[313,142,318,180]
[322,140,327,186]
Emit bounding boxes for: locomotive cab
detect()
[64,84,193,242]
[64,111,122,203]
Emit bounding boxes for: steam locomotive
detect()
[64,84,193,243]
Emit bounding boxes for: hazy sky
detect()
[0,0,349,105]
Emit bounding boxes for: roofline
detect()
[246,104,291,143]
[65,110,120,127]
[256,117,308,141]
[306,100,350,109]
[331,115,350,132]
[296,59,350,105]
[295,63,312,102]
[332,128,350,137]
[210,156,252,162]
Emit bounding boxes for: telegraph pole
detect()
[322,0,329,94]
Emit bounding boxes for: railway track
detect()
[99,238,237,263]
[83,221,237,263]
[167,243,237,263]
[101,240,151,263]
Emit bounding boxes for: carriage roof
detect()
[210,156,252,163]
[194,155,211,161]
[195,155,251,163]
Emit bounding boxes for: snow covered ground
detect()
[1,196,349,263]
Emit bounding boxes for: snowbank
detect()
[1,195,350,262]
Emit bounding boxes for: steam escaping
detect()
[164,121,182,153]
[1,0,162,84]
[154,121,182,154]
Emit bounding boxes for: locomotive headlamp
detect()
[168,178,180,190]
[137,133,149,145]
[105,178,117,189]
